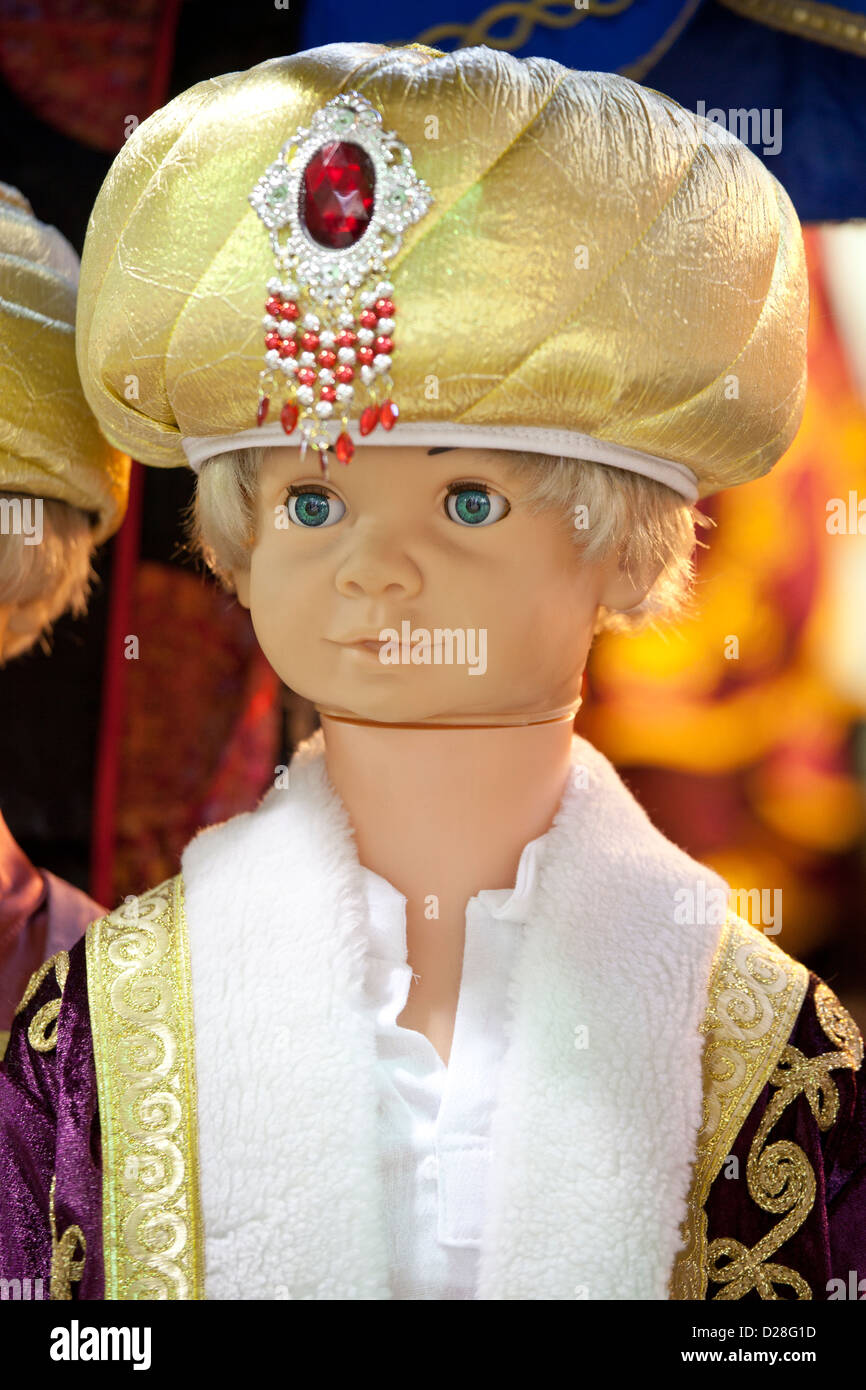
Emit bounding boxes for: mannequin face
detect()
[233,444,653,724]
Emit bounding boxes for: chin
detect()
[312,681,491,725]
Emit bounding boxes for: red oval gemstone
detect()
[303,141,375,250]
[335,431,355,465]
[256,396,270,426]
[380,399,399,430]
[280,402,299,435]
[359,405,380,436]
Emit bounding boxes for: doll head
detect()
[0,182,129,665]
[190,442,704,724]
[0,495,95,664]
[75,42,807,649]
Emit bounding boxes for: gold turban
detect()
[76,42,808,502]
[0,183,129,541]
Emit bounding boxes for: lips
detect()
[331,634,387,654]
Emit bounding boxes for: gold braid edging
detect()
[411,0,636,53]
[86,877,205,1300]
[14,950,70,1054]
[669,914,808,1298]
[718,0,866,58]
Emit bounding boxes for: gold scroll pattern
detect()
[49,1174,86,1299]
[705,979,863,1299]
[669,913,808,1298]
[15,950,70,1053]
[85,877,204,1300]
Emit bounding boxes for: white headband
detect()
[180,421,700,502]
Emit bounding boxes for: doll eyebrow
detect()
[427,447,456,455]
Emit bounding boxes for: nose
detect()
[333,526,423,599]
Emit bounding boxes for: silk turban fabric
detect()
[76,41,808,501]
[0,184,129,542]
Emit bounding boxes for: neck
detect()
[318,712,578,901]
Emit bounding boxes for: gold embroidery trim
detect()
[14,950,70,1054]
[49,1174,86,1299]
[706,981,863,1300]
[86,877,205,1300]
[0,1028,9,1061]
[412,0,637,53]
[669,913,809,1298]
[718,0,866,58]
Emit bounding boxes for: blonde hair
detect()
[190,446,712,635]
[0,493,94,663]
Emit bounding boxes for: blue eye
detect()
[286,488,345,528]
[445,485,509,527]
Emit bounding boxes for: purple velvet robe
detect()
[0,812,103,1040]
[0,934,864,1300]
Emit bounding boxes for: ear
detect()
[232,566,251,610]
[598,552,664,613]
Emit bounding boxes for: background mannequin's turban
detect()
[76,42,808,503]
[0,184,129,541]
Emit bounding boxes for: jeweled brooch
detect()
[249,90,433,469]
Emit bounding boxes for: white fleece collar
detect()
[180,728,728,1299]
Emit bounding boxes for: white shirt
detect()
[359,833,546,1300]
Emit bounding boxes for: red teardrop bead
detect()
[256,396,270,426]
[380,399,399,430]
[303,142,375,250]
[359,405,380,436]
[280,402,299,435]
[335,431,355,465]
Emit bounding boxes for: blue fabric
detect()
[295,0,866,219]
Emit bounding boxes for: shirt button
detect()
[418,1153,439,1181]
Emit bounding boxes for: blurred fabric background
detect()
[0,0,863,1023]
